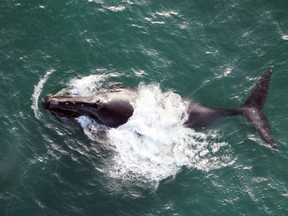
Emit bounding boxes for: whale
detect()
[42,70,276,149]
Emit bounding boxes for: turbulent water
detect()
[58,75,233,183]
[1,0,288,215]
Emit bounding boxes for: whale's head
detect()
[42,94,134,127]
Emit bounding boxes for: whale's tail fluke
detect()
[239,70,276,149]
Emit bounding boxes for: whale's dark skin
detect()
[42,85,137,128]
[42,70,276,149]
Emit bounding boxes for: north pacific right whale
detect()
[42,70,277,149]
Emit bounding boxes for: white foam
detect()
[68,74,107,95]
[67,72,120,96]
[156,11,179,18]
[76,116,109,143]
[282,35,288,40]
[70,81,234,183]
[106,6,126,12]
[224,66,233,76]
[31,69,56,120]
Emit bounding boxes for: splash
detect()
[67,72,120,95]
[72,78,235,183]
[107,84,233,182]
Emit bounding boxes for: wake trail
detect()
[31,69,56,120]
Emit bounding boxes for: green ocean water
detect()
[1,0,288,215]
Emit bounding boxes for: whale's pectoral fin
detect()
[240,70,277,149]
